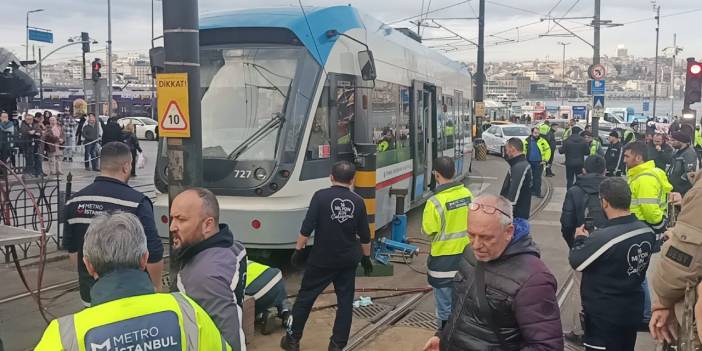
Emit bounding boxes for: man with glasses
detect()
[424,194,562,351]
[569,177,655,351]
[421,156,473,331]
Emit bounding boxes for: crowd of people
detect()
[0,110,143,177]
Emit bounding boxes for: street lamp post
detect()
[558,41,570,106]
[652,4,661,118]
[26,9,44,61]
[107,0,113,119]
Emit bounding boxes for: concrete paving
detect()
[0,151,662,350]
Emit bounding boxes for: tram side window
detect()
[336,82,355,145]
[398,86,411,162]
[306,87,331,160]
[445,95,455,150]
[371,81,398,167]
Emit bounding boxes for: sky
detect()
[1,0,700,64]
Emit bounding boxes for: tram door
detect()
[411,81,436,201]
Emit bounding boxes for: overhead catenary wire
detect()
[387,0,472,25]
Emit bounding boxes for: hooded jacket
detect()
[440,234,563,351]
[652,171,702,308]
[500,154,532,219]
[560,173,608,248]
[647,142,674,171]
[667,145,698,196]
[177,224,247,351]
[559,133,590,167]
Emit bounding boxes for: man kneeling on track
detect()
[245,259,292,334]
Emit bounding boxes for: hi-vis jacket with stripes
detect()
[422,181,473,288]
[626,160,673,230]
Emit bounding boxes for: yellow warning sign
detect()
[156,73,190,138]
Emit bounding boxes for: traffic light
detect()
[81,32,90,53]
[91,59,102,82]
[684,57,702,110]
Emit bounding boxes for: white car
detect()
[482,124,531,157]
[118,117,159,140]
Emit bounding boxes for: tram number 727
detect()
[232,170,252,179]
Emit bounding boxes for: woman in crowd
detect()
[43,116,65,175]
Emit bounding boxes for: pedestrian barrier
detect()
[473,139,487,161]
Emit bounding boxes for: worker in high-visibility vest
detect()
[562,119,577,141]
[245,259,291,334]
[523,127,552,198]
[35,212,231,351]
[422,156,473,330]
[582,131,603,156]
[695,125,702,168]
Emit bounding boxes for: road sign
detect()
[589,63,607,80]
[591,80,606,95]
[475,101,485,117]
[572,106,587,120]
[593,108,605,118]
[593,95,605,109]
[156,73,190,138]
[643,99,650,112]
[28,28,53,43]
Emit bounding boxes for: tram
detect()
[153,6,474,248]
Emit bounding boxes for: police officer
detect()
[523,127,552,198]
[582,131,603,157]
[63,142,164,305]
[246,259,292,334]
[36,213,231,350]
[543,122,558,177]
[650,171,702,346]
[422,156,473,330]
[605,131,625,177]
[667,131,698,197]
[282,161,373,351]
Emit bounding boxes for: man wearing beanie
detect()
[559,125,590,188]
[667,131,698,197]
[605,131,625,177]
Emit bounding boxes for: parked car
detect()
[482,124,531,157]
[118,116,159,140]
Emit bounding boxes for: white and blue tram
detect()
[153,6,474,248]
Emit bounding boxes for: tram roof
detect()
[199,6,468,75]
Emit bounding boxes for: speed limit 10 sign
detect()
[156,73,191,138]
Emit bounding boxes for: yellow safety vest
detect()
[377,140,389,152]
[523,136,552,162]
[245,260,283,301]
[695,130,702,148]
[538,123,550,135]
[627,160,673,226]
[589,140,601,156]
[35,292,231,351]
[562,127,573,141]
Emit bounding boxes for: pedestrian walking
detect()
[245,259,292,334]
[63,142,164,305]
[523,127,551,198]
[560,126,589,188]
[36,212,232,351]
[667,131,698,197]
[75,114,86,146]
[569,177,655,351]
[560,155,608,248]
[281,161,373,351]
[170,187,248,351]
[648,133,674,171]
[545,122,558,177]
[82,113,100,171]
[60,113,76,162]
[122,123,142,177]
[42,116,65,176]
[421,157,473,330]
[649,170,702,346]
[423,195,563,351]
[500,137,532,219]
[604,131,625,177]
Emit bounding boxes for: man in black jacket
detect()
[560,126,590,189]
[560,155,608,248]
[569,177,655,351]
[667,131,698,196]
[647,133,673,171]
[282,161,373,351]
[500,137,532,219]
[545,123,558,177]
[604,131,625,177]
[101,117,123,145]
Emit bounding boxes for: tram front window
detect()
[199,45,313,161]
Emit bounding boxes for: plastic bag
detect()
[137,152,146,169]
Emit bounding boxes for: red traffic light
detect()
[688,61,702,77]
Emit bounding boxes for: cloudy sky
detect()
[1,0,700,64]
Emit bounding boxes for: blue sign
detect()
[28,28,53,43]
[643,100,650,112]
[593,95,605,109]
[573,106,587,120]
[590,80,606,95]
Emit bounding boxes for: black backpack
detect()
[581,189,608,230]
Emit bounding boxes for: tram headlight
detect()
[254,168,267,180]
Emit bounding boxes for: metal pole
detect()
[475,0,485,133]
[671,33,676,116]
[26,12,29,61]
[559,42,570,106]
[38,47,43,104]
[151,0,156,120]
[591,0,601,135]
[107,0,113,119]
[652,5,660,119]
[82,51,87,99]
[163,0,202,290]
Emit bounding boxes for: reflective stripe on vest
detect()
[172,292,200,350]
[427,270,458,279]
[424,185,472,259]
[630,172,666,208]
[428,197,446,234]
[58,315,77,351]
[252,271,283,301]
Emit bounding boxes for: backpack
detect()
[581,189,608,230]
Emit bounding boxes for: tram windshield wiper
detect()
[227,112,286,161]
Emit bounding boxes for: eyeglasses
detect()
[469,202,513,220]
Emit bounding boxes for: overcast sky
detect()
[1,0,700,64]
